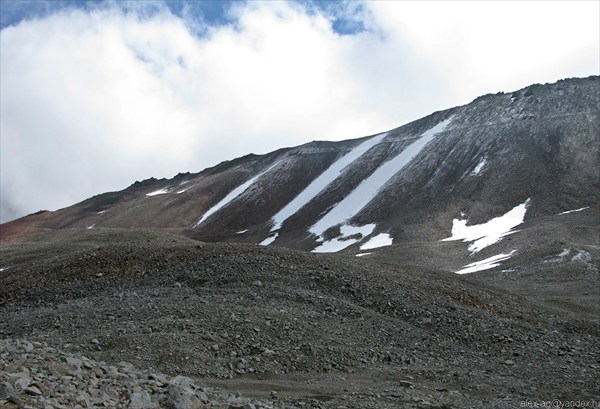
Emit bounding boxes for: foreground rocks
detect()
[1,231,599,408]
[0,338,276,409]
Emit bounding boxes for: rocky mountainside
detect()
[2,77,598,255]
[1,76,599,408]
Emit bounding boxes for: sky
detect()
[1,0,598,223]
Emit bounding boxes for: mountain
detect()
[1,76,599,408]
[2,76,598,254]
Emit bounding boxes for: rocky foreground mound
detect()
[1,338,276,409]
[1,229,599,408]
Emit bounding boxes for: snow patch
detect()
[236,229,248,234]
[87,224,95,230]
[0,267,8,272]
[146,188,170,196]
[455,251,516,274]
[310,118,452,236]
[356,253,372,257]
[176,189,187,194]
[442,199,530,253]
[471,158,487,176]
[572,250,591,262]
[558,206,590,215]
[312,223,376,253]
[556,248,571,262]
[269,133,388,232]
[260,233,278,246]
[194,160,282,228]
[360,233,393,250]
[96,210,107,214]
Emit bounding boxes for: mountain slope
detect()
[1,77,598,260]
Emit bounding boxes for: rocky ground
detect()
[1,228,599,408]
[1,338,274,409]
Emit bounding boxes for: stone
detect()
[169,375,194,388]
[25,385,43,395]
[195,389,209,403]
[129,391,153,409]
[65,357,83,369]
[92,392,111,405]
[0,385,23,405]
[166,384,203,409]
[398,380,414,388]
[14,376,31,390]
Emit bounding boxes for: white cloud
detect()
[1,1,598,222]
[367,1,600,105]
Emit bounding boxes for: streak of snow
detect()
[194,160,282,228]
[87,224,95,230]
[455,250,516,274]
[146,188,170,196]
[176,189,187,194]
[236,229,248,234]
[269,133,388,232]
[442,199,530,253]
[471,158,487,176]
[0,267,8,272]
[359,233,393,250]
[558,206,590,215]
[96,210,107,214]
[356,253,371,257]
[310,118,452,236]
[260,233,278,246]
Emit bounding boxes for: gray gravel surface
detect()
[1,228,599,408]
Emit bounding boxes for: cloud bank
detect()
[1,0,598,222]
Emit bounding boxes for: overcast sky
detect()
[1,0,598,223]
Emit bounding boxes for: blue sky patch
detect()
[0,0,368,35]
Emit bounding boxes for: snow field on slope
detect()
[310,118,453,236]
[269,133,388,232]
[442,199,530,253]
[193,160,282,228]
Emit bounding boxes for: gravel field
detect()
[1,228,599,408]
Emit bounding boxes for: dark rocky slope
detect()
[1,76,598,253]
